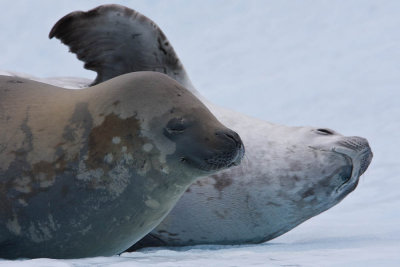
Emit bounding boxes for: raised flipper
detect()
[49,4,194,89]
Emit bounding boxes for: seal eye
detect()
[165,117,187,135]
[316,128,334,135]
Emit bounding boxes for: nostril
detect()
[224,131,242,147]
[225,133,234,140]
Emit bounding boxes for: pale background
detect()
[0,1,399,266]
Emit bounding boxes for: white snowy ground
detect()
[0,0,399,266]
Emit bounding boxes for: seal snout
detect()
[215,129,245,167]
[194,129,245,172]
[335,136,373,177]
[216,129,243,151]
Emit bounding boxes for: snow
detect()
[0,0,399,266]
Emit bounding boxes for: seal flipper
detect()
[49,4,193,89]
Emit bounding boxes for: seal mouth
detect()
[228,143,245,167]
[180,129,245,172]
[309,137,373,193]
[332,145,373,193]
[309,146,354,192]
[334,139,373,176]
[206,139,245,171]
[182,144,245,172]
[334,153,354,192]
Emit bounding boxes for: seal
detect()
[0,71,244,259]
[47,4,372,248]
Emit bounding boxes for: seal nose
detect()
[220,130,242,147]
[335,136,373,176]
[216,129,243,149]
[216,129,245,166]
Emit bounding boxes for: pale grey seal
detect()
[45,4,373,248]
[0,71,244,259]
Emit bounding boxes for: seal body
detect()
[5,4,372,249]
[136,109,372,247]
[0,72,244,258]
